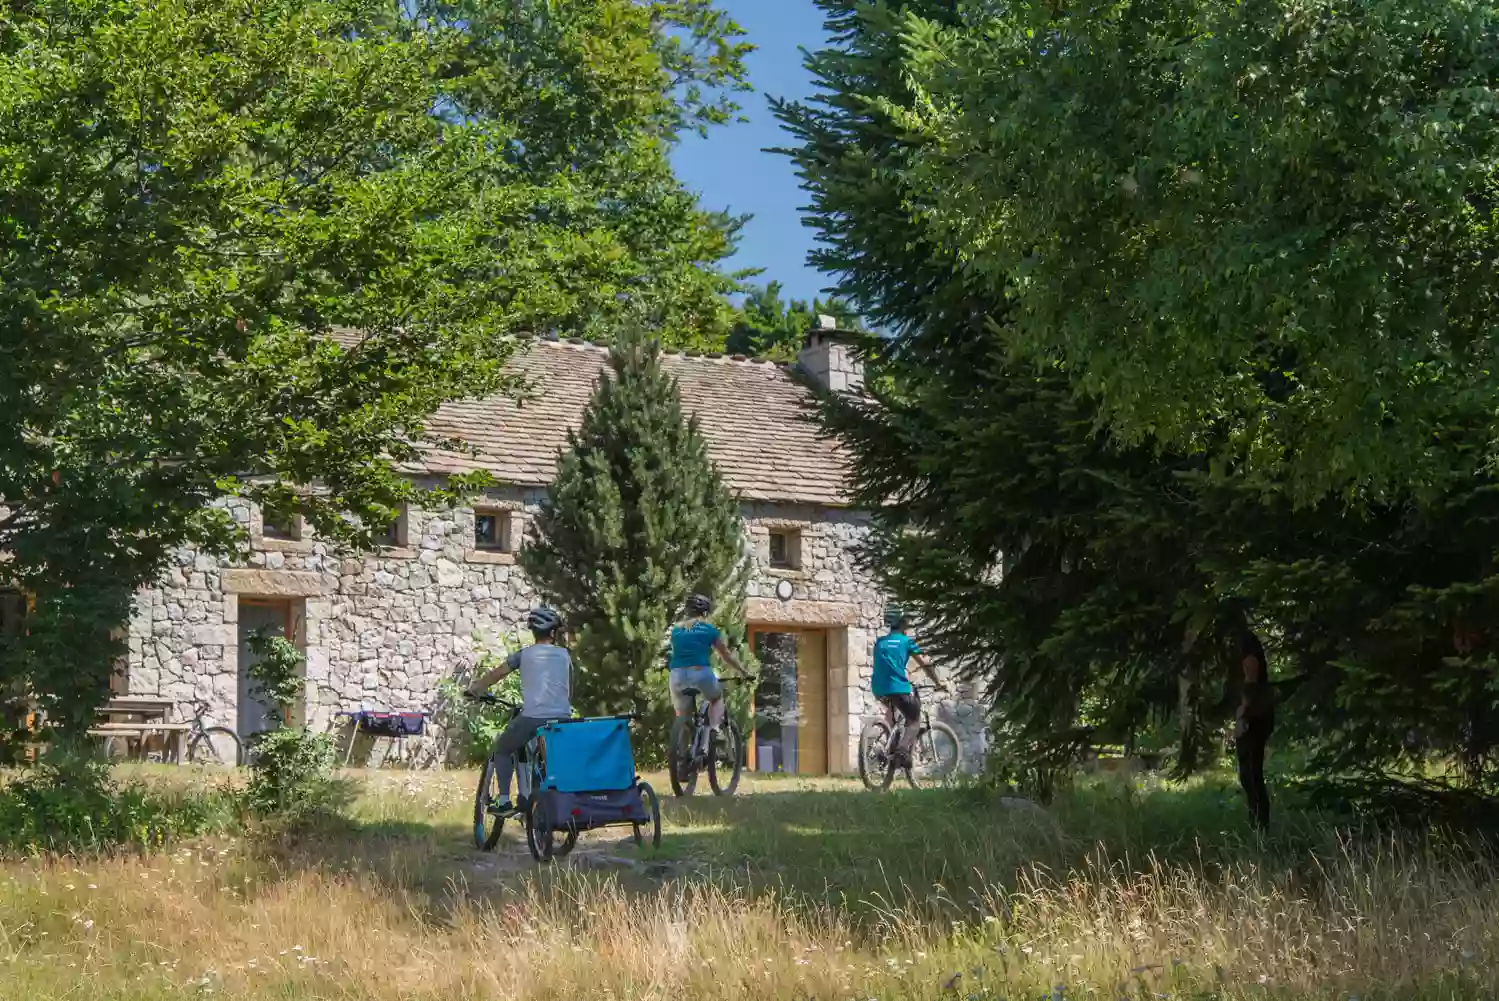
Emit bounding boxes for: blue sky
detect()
[671,0,833,304]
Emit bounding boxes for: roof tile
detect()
[418,341,850,506]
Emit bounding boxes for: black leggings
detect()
[1236,714,1274,831]
[878,692,922,754]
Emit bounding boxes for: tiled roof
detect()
[383,336,848,506]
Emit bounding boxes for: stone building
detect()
[120,327,988,773]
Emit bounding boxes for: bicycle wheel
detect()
[633,781,662,849]
[553,825,580,858]
[668,715,699,797]
[187,726,242,767]
[858,720,895,791]
[904,721,962,789]
[100,736,133,764]
[525,793,556,863]
[707,720,742,796]
[473,757,507,851]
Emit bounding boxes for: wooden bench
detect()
[89,722,192,763]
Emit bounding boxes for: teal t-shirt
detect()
[668,621,721,670]
[872,631,921,697]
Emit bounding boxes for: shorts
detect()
[669,667,723,714]
[877,690,921,724]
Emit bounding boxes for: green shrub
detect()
[437,672,522,766]
[243,630,341,823]
[242,727,342,823]
[0,749,235,854]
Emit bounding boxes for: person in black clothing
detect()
[1234,631,1275,831]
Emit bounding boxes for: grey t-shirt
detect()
[507,644,572,719]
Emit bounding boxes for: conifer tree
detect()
[522,326,748,758]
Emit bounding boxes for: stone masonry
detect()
[123,335,989,772]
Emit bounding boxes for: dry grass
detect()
[0,768,1492,999]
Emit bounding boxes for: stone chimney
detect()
[796,314,864,394]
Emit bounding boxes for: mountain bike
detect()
[467,693,579,858]
[858,684,962,791]
[669,675,754,798]
[184,700,243,766]
[101,699,242,766]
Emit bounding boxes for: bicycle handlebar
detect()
[464,692,519,710]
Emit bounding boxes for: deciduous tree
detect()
[0,0,749,743]
[887,0,1499,501]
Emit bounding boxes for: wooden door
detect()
[746,628,829,775]
[795,631,828,774]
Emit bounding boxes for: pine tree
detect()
[776,0,1499,813]
[521,326,748,760]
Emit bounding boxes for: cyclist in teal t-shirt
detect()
[872,606,946,765]
[668,593,745,736]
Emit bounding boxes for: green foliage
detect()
[242,727,342,824]
[778,0,1499,806]
[240,633,339,822]
[522,323,749,761]
[0,0,750,743]
[725,281,862,359]
[777,0,1223,782]
[244,631,305,729]
[436,630,525,766]
[437,675,518,767]
[0,750,235,855]
[885,0,1499,501]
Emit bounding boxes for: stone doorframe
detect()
[220,569,330,731]
[744,598,859,774]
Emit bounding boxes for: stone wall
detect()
[126,491,987,771]
[739,504,987,772]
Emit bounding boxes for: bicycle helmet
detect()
[884,605,910,629]
[527,606,562,637]
[685,593,712,617]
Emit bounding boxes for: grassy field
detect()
[0,767,1492,1000]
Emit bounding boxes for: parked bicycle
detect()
[669,674,754,797]
[858,683,962,790]
[100,698,242,766]
[467,693,579,858]
[184,699,244,766]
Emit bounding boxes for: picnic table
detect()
[89,696,192,763]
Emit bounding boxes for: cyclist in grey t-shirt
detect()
[465,606,573,811]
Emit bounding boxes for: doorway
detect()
[237,600,297,739]
[747,628,829,775]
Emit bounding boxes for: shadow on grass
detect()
[242,770,1399,927]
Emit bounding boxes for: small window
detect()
[261,509,301,541]
[474,510,514,552]
[768,529,801,569]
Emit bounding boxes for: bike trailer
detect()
[533,716,656,834]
